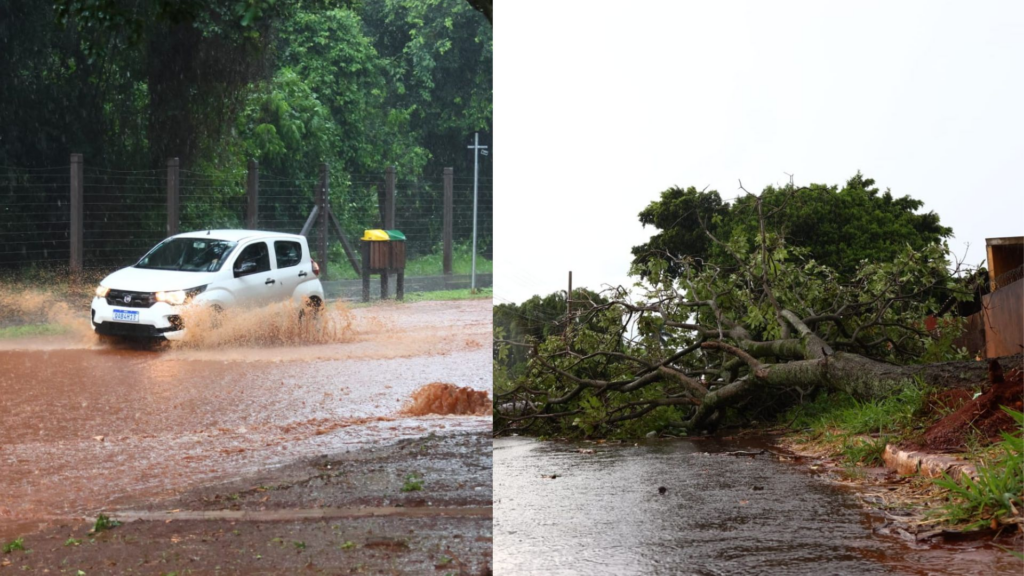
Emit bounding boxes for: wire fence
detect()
[0,167,71,267]
[0,160,492,279]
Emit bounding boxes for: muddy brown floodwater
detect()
[0,299,492,540]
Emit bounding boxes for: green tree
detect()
[632,173,952,279]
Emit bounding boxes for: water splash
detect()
[400,383,492,416]
[171,299,356,348]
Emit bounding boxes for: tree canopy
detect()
[0,0,491,269]
[0,0,492,180]
[631,173,952,280]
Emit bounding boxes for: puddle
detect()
[494,436,1023,575]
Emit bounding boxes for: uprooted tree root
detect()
[923,368,1024,451]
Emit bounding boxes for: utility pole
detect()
[567,271,572,318]
[467,132,488,290]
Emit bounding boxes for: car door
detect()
[270,239,306,302]
[229,241,277,307]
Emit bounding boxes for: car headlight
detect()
[96,286,110,298]
[155,290,186,305]
[155,285,206,306]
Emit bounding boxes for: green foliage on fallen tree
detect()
[495,229,981,439]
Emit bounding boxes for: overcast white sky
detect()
[492,1,1024,305]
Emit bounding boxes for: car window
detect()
[136,239,236,272]
[274,240,303,269]
[234,242,271,274]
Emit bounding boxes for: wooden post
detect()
[443,167,453,275]
[246,159,259,229]
[361,242,371,303]
[397,271,404,301]
[166,158,180,236]
[566,270,573,338]
[384,166,396,229]
[69,154,83,274]
[383,166,396,293]
[317,163,329,280]
[567,271,572,317]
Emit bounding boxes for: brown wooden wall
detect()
[983,279,1023,358]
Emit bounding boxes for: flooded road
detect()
[494,437,1022,576]
[0,299,491,539]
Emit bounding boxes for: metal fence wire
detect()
[82,169,166,269]
[0,160,493,277]
[0,167,71,267]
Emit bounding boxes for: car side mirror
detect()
[234,260,257,277]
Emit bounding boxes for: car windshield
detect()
[136,238,237,272]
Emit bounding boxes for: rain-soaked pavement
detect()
[0,298,492,553]
[494,436,1023,576]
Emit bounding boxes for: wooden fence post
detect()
[246,159,259,229]
[443,167,453,276]
[384,166,396,229]
[317,163,330,280]
[167,158,180,236]
[69,154,83,273]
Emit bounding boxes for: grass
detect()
[400,473,424,492]
[92,514,121,533]
[840,434,891,467]
[403,287,492,302]
[933,407,1024,530]
[782,381,927,437]
[2,538,25,553]
[327,242,492,280]
[0,323,67,339]
[345,287,491,308]
[779,380,928,466]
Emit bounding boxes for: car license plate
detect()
[112,309,139,323]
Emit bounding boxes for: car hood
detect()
[101,267,220,292]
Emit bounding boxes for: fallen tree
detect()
[495,188,1016,437]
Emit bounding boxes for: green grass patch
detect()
[779,380,929,467]
[933,407,1024,530]
[404,287,492,302]
[400,473,424,492]
[0,323,67,339]
[327,242,492,280]
[2,538,25,553]
[91,514,121,533]
[840,435,891,467]
[782,381,927,437]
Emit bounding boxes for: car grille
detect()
[106,289,155,308]
[94,321,174,339]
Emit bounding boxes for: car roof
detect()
[172,229,305,242]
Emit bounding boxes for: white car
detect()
[91,230,325,340]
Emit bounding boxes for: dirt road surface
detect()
[0,298,492,573]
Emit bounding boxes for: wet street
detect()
[494,437,1022,576]
[0,299,492,540]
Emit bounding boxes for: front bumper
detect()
[90,297,185,340]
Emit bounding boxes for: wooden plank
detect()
[69,154,83,273]
[318,163,330,279]
[300,205,320,237]
[384,166,395,229]
[166,158,179,236]
[328,209,361,276]
[443,167,453,275]
[246,159,259,229]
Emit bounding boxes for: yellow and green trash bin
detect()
[360,229,406,301]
